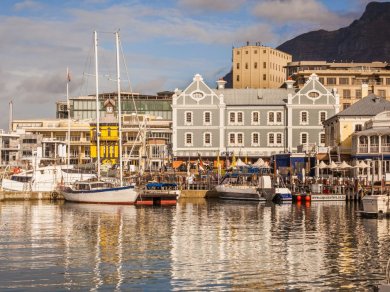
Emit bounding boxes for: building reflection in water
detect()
[0,200,389,290]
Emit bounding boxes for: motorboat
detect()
[1,165,96,192]
[362,194,390,216]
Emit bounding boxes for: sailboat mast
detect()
[94,31,101,179]
[66,67,71,167]
[116,31,123,187]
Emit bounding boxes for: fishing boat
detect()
[136,182,180,205]
[59,31,138,204]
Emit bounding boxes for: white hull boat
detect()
[215,184,266,201]
[362,194,390,215]
[1,165,96,192]
[58,181,138,204]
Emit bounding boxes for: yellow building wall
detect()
[339,120,354,153]
[90,125,119,164]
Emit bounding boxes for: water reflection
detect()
[0,200,389,290]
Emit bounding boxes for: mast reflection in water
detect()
[0,200,389,290]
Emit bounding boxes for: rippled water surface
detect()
[0,199,389,291]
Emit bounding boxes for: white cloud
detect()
[13,0,43,11]
[252,0,351,30]
[177,0,246,12]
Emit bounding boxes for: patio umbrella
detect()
[236,158,247,167]
[253,158,265,167]
[328,161,339,169]
[339,161,352,169]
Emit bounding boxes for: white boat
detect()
[1,165,96,192]
[59,180,138,204]
[362,194,390,215]
[59,31,138,204]
[214,173,266,201]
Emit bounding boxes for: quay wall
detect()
[180,190,208,198]
[0,191,64,201]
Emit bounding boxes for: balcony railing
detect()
[381,144,390,152]
[356,144,390,153]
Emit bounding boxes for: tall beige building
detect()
[286,61,390,110]
[232,43,292,89]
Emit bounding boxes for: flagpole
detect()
[67,67,70,167]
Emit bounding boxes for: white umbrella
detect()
[339,161,352,169]
[357,161,369,169]
[236,158,247,167]
[253,158,265,167]
[328,161,339,169]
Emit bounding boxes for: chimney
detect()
[216,78,227,89]
[362,83,369,97]
[285,77,295,89]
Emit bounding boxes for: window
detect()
[237,51,240,55]
[263,74,266,81]
[237,112,243,123]
[252,133,260,146]
[245,63,248,69]
[236,75,240,82]
[319,77,324,84]
[356,89,362,99]
[252,111,260,125]
[254,50,257,54]
[320,133,325,145]
[185,133,193,146]
[263,62,266,69]
[185,112,192,125]
[386,78,390,85]
[269,133,274,145]
[327,77,336,85]
[237,133,243,145]
[229,133,235,145]
[236,63,240,69]
[276,112,282,123]
[343,89,351,99]
[343,103,351,110]
[229,112,235,124]
[204,132,211,146]
[22,139,37,144]
[204,111,211,125]
[378,90,386,98]
[300,111,308,124]
[254,62,258,69]
[355,124,362,132]
[319,111,327,124]
[301,133,308,144]
[276,133,282,145]
[268,112,274,123]
[339,78,349,85]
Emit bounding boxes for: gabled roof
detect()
[333,94,390,117]
[216,88,296,105]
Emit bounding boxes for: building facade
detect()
[286,61,390,110]
[323,94,390,157]
[233,43,292,89]
[172,74,339,163]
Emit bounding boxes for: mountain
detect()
[276,2,390,62]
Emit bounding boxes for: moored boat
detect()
[361,194,390,216]
[136,182,180,205]
[58,180,138,204]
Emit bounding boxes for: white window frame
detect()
[319,111,327,125]
[251,111,260,125]
[203,111,212,126]
[300,132,309,145]
[267,111,275,124]
[237,132,244,146]
[184,132,193,146]
[268,111,283,125]
[237,111,244,125]
[228,132,236,146]
[300,111,309,125]
[184,111,193,126]
[251,132,260,146]
[268,132,283,146]
[319,132,325,145]
[203,132,212,146]
[276,111,283,124]
[229,112,236,125]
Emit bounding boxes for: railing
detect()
[381,144,390,153]
[358,144,368,153]
[370,145,379,153]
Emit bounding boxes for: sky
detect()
[0,0,386,130]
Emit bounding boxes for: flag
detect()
[231,151,236,167]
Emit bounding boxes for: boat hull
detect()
[215,185,266,201]
[362,195,390,215]
[59,185,138,204]
[136,190,180,205]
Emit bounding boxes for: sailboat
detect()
[58,31,138,204]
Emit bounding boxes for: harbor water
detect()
[0,199,389,290]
